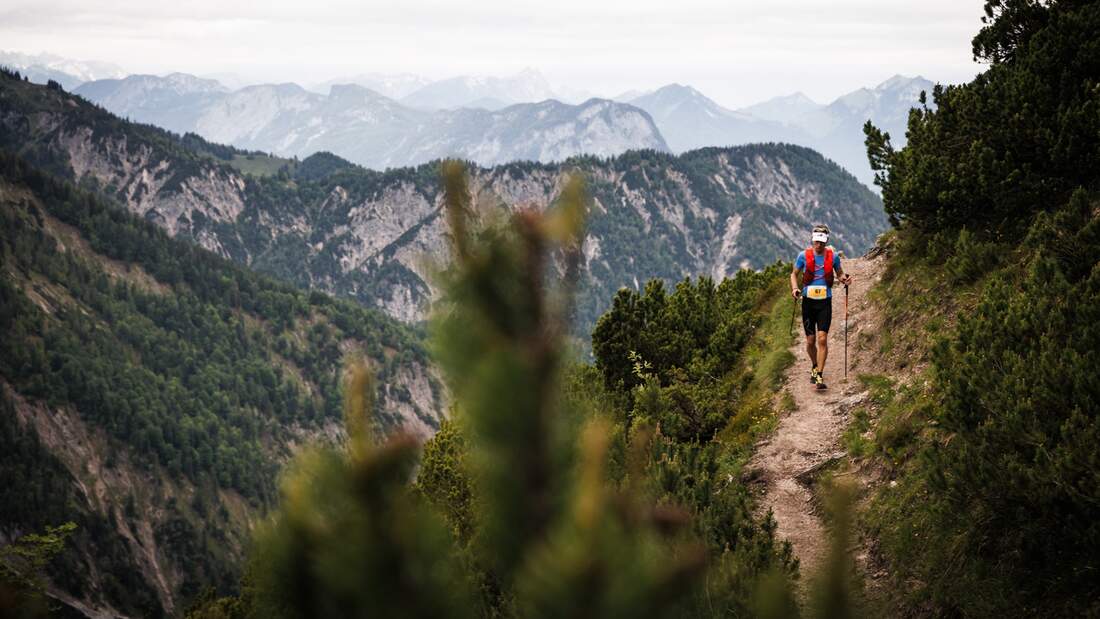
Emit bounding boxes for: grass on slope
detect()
[846,221,1100,616]
[228,153,297,178]
[717,276,797,451]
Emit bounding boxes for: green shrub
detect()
[944,228,1002,284]
[591,266,787,442]
[873,247,1100,615]
[860,1,1100,613]
[922,255,1100,612]
[865,1,1100,233]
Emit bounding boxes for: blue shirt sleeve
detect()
[795,253,805,270]
[834,253,841,271]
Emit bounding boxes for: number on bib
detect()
[806,285,828,300]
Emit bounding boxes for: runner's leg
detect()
[815,298,833,373]
[815,330,828,373]
[802,300,818,368]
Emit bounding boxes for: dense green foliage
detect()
[864,212,1100,616]
[0,393,167,616]
[930,236,1099,612]
[591,265,787,442]
[1,521,76,617]
[292,151,357,183]
[859,2,1100,615]
[0,151,432,496]
[865,0,1100,231]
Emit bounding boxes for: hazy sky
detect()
[0,0,987,107]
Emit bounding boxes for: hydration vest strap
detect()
[802,248,834,288]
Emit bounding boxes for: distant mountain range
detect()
[625,76,935,187]
[627,84,803,152]
[72,76,669,169]
[2,50,934,186]
[315,68,593,107]
[1,73,885,331]
[0,50,125,90]
[739,92,822,125]
[0,74,884,332]
[311,72,433,99]
[399,68,558,110]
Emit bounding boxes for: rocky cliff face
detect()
[2,76,887,336]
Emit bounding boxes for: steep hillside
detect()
[0,151,444,617]
[0,73,887,334]
[845,2,1100,615]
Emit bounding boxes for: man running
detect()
[790,224,851,390]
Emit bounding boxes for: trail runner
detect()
[790,224,851,390]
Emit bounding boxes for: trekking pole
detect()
[790,295,797,338]
[844,283,849,382]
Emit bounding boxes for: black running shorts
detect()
[802,297,832,335]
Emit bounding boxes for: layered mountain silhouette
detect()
[74,76,669,169]
[0,49,125,90]
[627,76,935,187]
[71,68,931,186]
[2,51,933,187]
[627,84,804,152]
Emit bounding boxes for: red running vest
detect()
[802,248,834,288]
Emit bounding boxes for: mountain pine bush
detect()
[865,0,1100,233]
[591,266,786,442]
[917,190,1100,614]
[862,1,1100,614]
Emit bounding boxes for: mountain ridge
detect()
[1,73,887,336]
[75,74,669,169]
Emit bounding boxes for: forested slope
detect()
[0,151,443,617]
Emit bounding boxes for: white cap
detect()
[811,231,829,243]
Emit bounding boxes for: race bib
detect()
[806,285,828,300]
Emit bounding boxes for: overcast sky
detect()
[0,0,986,107]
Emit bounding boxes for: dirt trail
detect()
[747,255,883,595]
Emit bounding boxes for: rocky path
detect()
[747,255,882,596]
